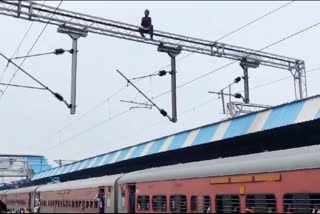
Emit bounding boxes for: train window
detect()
[137,195,150,211]
[60,200,63,207]
[90,200,94,208]
[152,195,167,212]
[283,193,320,213]
[246,194,276,213]
[191,195,211,213]
[79,201,82,208]
[75,201,78,208]
[72,200,75,208]
[94,200,98,208]
[170,195,187,213]
[216,195,240,213]
[63,200,66,207]
[86,201,90,208]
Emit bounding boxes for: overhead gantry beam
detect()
[0,0,307,99]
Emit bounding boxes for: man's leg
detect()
[139,27,146,38]
[149,25,154,40]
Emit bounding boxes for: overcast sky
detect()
[1,1,320,168]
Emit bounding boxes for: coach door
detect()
[29,192,34,210]
[128,184,136,214]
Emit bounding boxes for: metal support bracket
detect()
[240,58,260,104]
[120,100,153,110]
[157,43,182,123]
[227,101,271,118]
[291,60,307,100]
[57,25,88,114]
[17,0,21,18]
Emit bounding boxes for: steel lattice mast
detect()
[0,1,307,111]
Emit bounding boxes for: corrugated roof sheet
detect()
[26,156,51,174]
[32,95,320,181]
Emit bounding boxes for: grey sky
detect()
[1,1,320,167]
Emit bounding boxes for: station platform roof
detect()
[31,95,320,181]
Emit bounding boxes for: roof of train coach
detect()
[118,144,320,184]
[31,95,320,181]
[36,174,122,192]
[4,186,40,195]
[0,190,9,195]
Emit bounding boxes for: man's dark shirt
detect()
[141,16,152,28]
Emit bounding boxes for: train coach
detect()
[1,145,320,213]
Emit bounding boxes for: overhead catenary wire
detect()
[47,63,320,154]
[53,21,320,146]
[116,69,172,121]
[55,1,293,133]
[47,109,132,150]
[10,48,70,60]
[244,65,320,92]
[0,51,70,108]
[0,82,46,90]
[108,66,320,148]
[145,0,295,77]
[0,0,63,101]
[145,21,320,103]
[0,0,47,83]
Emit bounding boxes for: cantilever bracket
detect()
[157,43,182,123]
